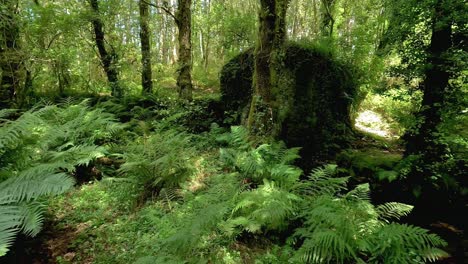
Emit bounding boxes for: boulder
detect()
[220,43,357,166]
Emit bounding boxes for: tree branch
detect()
[141,0,178,24]
[46,32,62,50]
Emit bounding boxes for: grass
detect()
[45,138,237,263]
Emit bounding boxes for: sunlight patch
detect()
[355,110,397,139]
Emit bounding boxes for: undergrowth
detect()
[40,123,448,263]
[0,99,124,256]
[0,97,449,263]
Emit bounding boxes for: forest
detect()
[0,0,466,263]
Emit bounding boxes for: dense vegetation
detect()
[0,0,466,263]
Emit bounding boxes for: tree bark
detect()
[139,0,153,94]
[88,0,122,97]
[0,0,22,108]
[247,0,290,134]
[176,0,193,100]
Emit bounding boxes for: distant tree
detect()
[320,0,335,37]
[139,0,153,94]
[383,0,467,162]
[143,0,193,100]
[175,0,193,100]
[88,0,122,97]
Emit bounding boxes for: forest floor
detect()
[2,100,465,264]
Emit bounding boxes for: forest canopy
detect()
[0,0,466,263]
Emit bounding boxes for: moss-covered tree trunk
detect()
[248,0,290,135]
[139,0,153,94]
[0,0,22,108]
[176,0,193,101]
[89,0,122,97]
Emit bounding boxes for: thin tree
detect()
[321,0,335,37]
[0,0,22,108]
[175,0,193,100]
[143,0,193,100]
[139,0,153,94]
[88,0,122,97]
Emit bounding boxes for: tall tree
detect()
[139,0,153,94]
[0,0,22,108]
[247,0,290,134]
[405,1,451,158]
[175,0,193,100]
[382,0,466,162]
[384,0,467,234]
[144,0,193,100]
[88,0,122,97]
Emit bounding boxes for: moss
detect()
[336,148,403,180]
[219,49,254,111]
[220,42,357,168]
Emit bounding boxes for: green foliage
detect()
[226,179,300,233]
[337,148,402,182]
[219,126,302,187]
[161,173,241,259]
[118,129,195,196]
[0,100,123,256]
[36,125,449,263]
[291,166,447,264]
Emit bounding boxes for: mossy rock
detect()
[220,42,357,166]
[220,49,254,111]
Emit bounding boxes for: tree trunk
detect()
[139,0,153,94]
[176,0,193,100]
[405,0,452,160]
[88,0,122,97]
[321,0,335,37]
[247,0,290,135]
[0,0,22,108]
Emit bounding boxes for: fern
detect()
[162,173,241,257]
[292,165,448,263]
[376,202,414,222]
[295,164,348,196]
[368,224,448,263]
[219,126,302,187]
[118,129,195,195]
[0,100,122,256]
[227,179,301,233]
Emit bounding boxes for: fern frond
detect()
[369,223,448,263]
[296,229,359,264]
[296,165,348,196]
[229,180,300,233]
[0,202,47,256]
[376,202,413,222]
[0,172,75,203]
[0,109,18,121]
[345,183,371,202]
[0,205,21,257]
[18,202,45,237]
[0,100,119,256]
